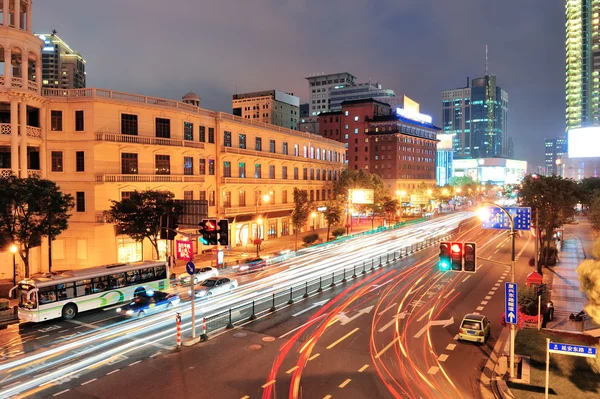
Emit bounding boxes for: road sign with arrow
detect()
[505,282,518,325]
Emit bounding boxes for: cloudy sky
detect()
[35,0,564,167]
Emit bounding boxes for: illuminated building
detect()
[559,127,600,179]
[452,158,527,185]
[436,133,454,186]
[306,72,356,115]
[544,136,567,176]
[232,90,300,130]
[35,32,86,89]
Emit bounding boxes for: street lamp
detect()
[255,193,270,240]
[10,244,17,287]
[311,212,317,231]
[478,202,517,379]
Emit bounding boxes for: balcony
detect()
[0,124,43,139]
[221,203,293,216]
[95,174,206,183]
[96,133,205,150]
[221,146,337,166]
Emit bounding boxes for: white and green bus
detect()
[9,261,169,322]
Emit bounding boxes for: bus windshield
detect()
[18,283,37,309]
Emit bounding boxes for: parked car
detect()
[116,290,180,318]
[234,258,267,274]
[190,277,238,298]
[178,266,218,285]
[458,313,491,344]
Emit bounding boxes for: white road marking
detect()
[481,301,488,305]
[438,354,449,362]
[36,334,50,340]
[446,344,456,351]
[286,366,299,374]
[81,378,97,386]
[57,329,69,334]
[377,302,397,316]
[262,380,276,388]
[53,389,70,396]
[339,378,352,388]
[106,369,120,375]
[428,366,439,375]
[472,312,480,315]
[358,364,369,372]
[3,381,22,389]
[375,337,400,359]
[150,351,162,358]
[279,314,327,339]
[309,353,320,361]
[453,334,458,340]
[491,287,498,291]
[443,288,455,299]
[129,361,141,367]
[462,275,471,282]
[378,318,396,333]
[476,306,484,311]
[327,328,359,349]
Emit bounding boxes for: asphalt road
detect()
[16,220,538,399]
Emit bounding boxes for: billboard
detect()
[350,189,374,204]
[176,240,193,261]
[568,127,600,158]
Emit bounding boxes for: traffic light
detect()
[451,242,463,271]
[463,242,476,272]
[206,219,218,245]
[217,219,229,246]
[439,242,451,271]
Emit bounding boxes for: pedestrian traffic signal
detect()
[217,219,229,246]
[463,242,476,272]
[198,219,218,245]
[439,242,451,271]
[451,242,463,271]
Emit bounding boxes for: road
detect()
[46,222,533,399]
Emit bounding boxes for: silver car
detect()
[190,277,238,298]
[178,266,219,285]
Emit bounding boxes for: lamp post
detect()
[478,202,517,379]
[311,212,316,231]
[10,244,17,288]
[255,193,270,240]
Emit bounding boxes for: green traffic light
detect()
[199,237,209,245]
[440,261,449,270]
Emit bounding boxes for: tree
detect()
[589,195,600,231]
[106,190,181,260]
[448,176,477,188]
[291,188,310,251]
[382,196,399,224]
[577,177,600,208]
[0,175,74,277]
[519,174,578,271]
[323,198,343,241]
[576,237,600,326]
[334,170,389,230]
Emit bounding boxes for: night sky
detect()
[35,0,565,168]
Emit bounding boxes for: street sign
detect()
[505,282,518,325]
[537,283,547,297]
[548,342,597,358]
[481,207,531,231]
[186,261,196,276]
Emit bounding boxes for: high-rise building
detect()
[232,90,300,130]
[306,72,357,115]
[544,136,567,175]
[442,74,509,159]
[329,82,396,111]
[36,32,86,89]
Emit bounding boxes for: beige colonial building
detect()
[0,0,346,278]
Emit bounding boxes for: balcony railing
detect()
[221,203,294,216]
[11,77,22,88]
[96,133,205,149]
[0,124,43,138]
[221,177,331,185]
[96,174,206,183]
[221,146,339,166]
[0,124,10,135]
[27,170,41,178]
[0,168,12,178]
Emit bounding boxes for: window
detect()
[121,114,138,135]
[294,144,299,156]
[354,116,359,122]
[283,142,288,155]
[239,162,246,178]
[75,110,84,131]
[239,190,246,207]
[208,159,215,175]
[75,151,85,172]
[76,192,85,212]
[184,156,193,175]
[255,137,262,151]
[199,159,206,175]
[199,126,206,142]
[294,167,298,180]
[255,163,261,178]
[303,168,308,180]
[270,139,276,153]
[223,191,232,208]
[184,191,193,200]
[239,133,246,149]
[282,166,287,179]
[269,165,275,179]
[51,151,63,172]
[208,127,215,143]
[354,128,358,134]
[199,190,206,201]
[121,153,138,174]
[51,110,63,131]
[282,190,288,204]
[184,122,193,141]
[223,161,231,177]
[156,118,170,138]
[209,190,216,206]
[155,155,170,175]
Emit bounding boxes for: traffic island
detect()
[507,329,600,399]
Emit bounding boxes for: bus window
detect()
[109,273,127,289]
[127,270,140,284]
[57,283,76,300]
[139,268,155,282]
[76,279,92,296]
[92,277,108,293]
[39,286,57,304]
[155,265,167,279]
[18,284,37,309]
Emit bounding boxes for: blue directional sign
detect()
[185,261,196,276]
[505,282,518,325]
[481,207,531,231]
[549,342,597,358]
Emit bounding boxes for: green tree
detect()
[106,190,181,260]
[291,188,311,251]
[448,176,477,188]
[323,198,343,241]
[577,177,600,207]
[519,174,578,271]
[0,175,74,277]
[382,196,399,224]
[577,237,600,326]
[334,170,389,229]
[589,195,600,231]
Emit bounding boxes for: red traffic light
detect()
[205,219,217,231]
[451,243,462,253]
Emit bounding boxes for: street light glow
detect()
[477,207,491,222]
[10,245,17,254]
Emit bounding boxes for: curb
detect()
[479,326,512,399]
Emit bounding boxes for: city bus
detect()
[9,261,169,322]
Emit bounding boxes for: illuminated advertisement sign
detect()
[350,189,374,204]
[175,240,193,261]
[396,107,433,124]
[568,127,600,158]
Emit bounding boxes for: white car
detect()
[190,277,238,298]
[178,266,219,285]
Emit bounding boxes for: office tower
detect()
[232,90,300,130]
[544,137,568,175]
[36,32,86,89]
[306,72,357,116]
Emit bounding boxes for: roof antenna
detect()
[485,44,489,76]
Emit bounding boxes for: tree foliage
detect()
[106,190,181,259]
[577,237,600,325]
[0,175,74,277]
[291,188,311,251]
[577,177,600,207]
[322,198,343,241]
[448,176,477,188]
[589,195,600,231]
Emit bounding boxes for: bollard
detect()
[376,257,380,269]
[362,261,367,275]
[352,264,357,279]
[330,271,336,288]
[386,253,390,265]
[176,313,182,348]
[200,317,208,341]
[288,286,294,305]
[270,292,276,312]
[393,251,397,261]
[303,281,309,299]
[342,268,347,283]
[226,308,234,329]
[249,300,257,320]
[317,276,323,292]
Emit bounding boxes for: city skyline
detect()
[34,0,564,168]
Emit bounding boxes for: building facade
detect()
[452,158,527,185]
[35,32,86,89]
[329,82,396,111]
[232,90,300,130]
[544,136,567,176]
[0,3,346,276]
[306,72,357,116]
[436,133,454,186]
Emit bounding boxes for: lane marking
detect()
[279,314,327,339]
[3,381,22,389]
[129,360,141,367]
[417,308,433,322]
[377,302,397,316]
[438,354,449,362]
[481,301,488,305]
[486,294,493,299]
[494,283,500,287]
[323,396,332,399]
[358,364,369,372]
[476,306,484,311]
[375,337,400,359]
[53,389,70,397]
[107,369,120,375]
[339,378,352,388]
[57,329,69,333]
[378,318,396,333]
[428,366,439,375]
[36,334,50,340]
[81,378,96,386]
[327,328,359,349]
[462,275,471,283]
[150,351,162,358]
[286,366,299,374]
[309,353,320,361]
[443,288,455,299]
[491,287,498,291]
[453,334,458,340]
[241,396,250,399]
[446,344,456,351]
[262,380,276,389]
